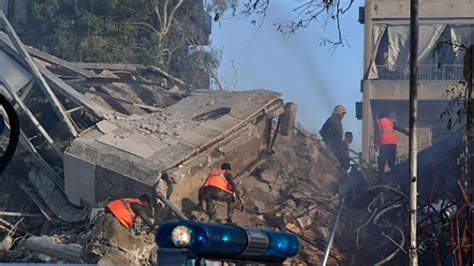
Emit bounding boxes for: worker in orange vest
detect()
[198,163,241,224]
[105,194,154,231]
[375,112,408,176]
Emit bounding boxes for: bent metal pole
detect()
[321,194,345,266]
[409,0,419,265]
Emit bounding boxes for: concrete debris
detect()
[28,167,88,223]
[82,213,156,265]
[0,14,470,265]
[22,236,83,263]
[0,236,12,260]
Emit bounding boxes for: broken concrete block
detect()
[190,211,208,222]
[0,236,12,260]
[317,226,330,240]
[285,223,300,234]
[259,168,278,184]
[23,236,83,263]
[279,102,297,137]
[296,216,313,230]
[37,254,52,263]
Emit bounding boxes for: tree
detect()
[23,0,219,89]
[438,44,473,138]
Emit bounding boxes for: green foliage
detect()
[24,0,219,88]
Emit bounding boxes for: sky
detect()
[210,0,365,150]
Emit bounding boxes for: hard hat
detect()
[333,105,346,115]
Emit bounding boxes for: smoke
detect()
[212,1,363,148]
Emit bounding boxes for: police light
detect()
[156,220,299,263]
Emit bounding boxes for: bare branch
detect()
[236,0,354,49]
[163,0,169,29]
[164,0,184,35]
[152,0,184,37]
[341,0,354,14]
[154,5,162,27]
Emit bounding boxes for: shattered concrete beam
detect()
[19,80,35,101]
[0,79,63,158]
[0,211,43,218]
[0,107,63,190]
[71,62,147,71]
[0,11,79,137]
[26,46,96,78]
[18,130,64,189]
[75,76,165,86]
[18,182,54,221]
[34,62,112,119]
[23,236,83,263]
[71,62,188,87]
[0,33,107,119]
[146,65,188,87]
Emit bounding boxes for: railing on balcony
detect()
[376,64,464,80]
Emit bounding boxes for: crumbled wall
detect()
[167,115,271,210]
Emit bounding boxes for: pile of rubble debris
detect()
[0,10,471,265]
[0,11,360,265]
[218,128,360,264]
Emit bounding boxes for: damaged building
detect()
[0,9,348,264]
[0,2,471,266]
[357,0,473,164]
[64,89,284,208]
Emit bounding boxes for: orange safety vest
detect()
[203,170,234,194]
[377,117,397,145]
[106,198,142,230]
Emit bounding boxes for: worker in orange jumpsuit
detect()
[375,112,408,176]
[199,163,240,224]
[106,194,154,231]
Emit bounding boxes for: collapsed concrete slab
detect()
[64,89,284,207]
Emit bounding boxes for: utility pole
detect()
[408,0,419,265]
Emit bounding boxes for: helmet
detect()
[333,105,346,115]
[221,163,231,171]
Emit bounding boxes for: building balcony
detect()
[376,64,464,80]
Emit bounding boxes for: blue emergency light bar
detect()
[156,220,299,263]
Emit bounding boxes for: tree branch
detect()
[236,0,353,48]
[164,0,184,35]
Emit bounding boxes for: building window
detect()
[369,24,473,80]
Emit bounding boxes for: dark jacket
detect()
[130,202,154,231]
[339,139,351,170]
[222,171,236,192]
[320,114,343,152]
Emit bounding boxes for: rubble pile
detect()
[240,132,349,264]
[0,12,470,265]
[185,128,368,265]
[242,133,376,265]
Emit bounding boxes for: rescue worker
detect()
[84,195,154,263]
[339,131,353,170]
[375,112,409,176]
[105,194,155,232]
[320,105,346,154]
[199,163,239,224]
